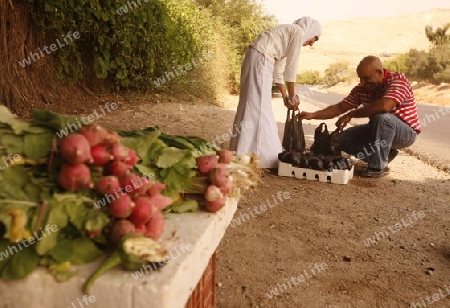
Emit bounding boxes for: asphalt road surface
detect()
[296,85,450,172]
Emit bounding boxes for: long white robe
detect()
[229,47,281,168]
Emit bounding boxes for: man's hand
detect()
[336,113,352,131]
[284,95,299,110]
[298,111,315,120]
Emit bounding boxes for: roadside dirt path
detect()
[94,93,450,308]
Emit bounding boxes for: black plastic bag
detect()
[329,127,344,155]
[310,123,343,156]
[282,109,305,152]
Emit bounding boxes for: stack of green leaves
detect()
[118,128,218,213]
[0,107,109,281]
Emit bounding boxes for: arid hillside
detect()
[299,9,450,73]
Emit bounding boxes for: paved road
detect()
[296,85,450,172]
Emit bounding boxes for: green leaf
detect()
[49,239,73,263]
[181,151,196,169]
[0,240,40,280]
[0,183,30,201]
[84,209,110,232]
[2,165,30,188]
[21,125,52,134]
[24,183,42,204]
[48,260,77,282]
[146,139,167,163]
[161,188,181,201]
[156,147,189,168]
[23,132,54,160]
[31,109,77,133]
[134,164,160,181]
[0,134,24,154]
[50,268,78,282]
[35,202,68,255]
[0,239,11,272]
[70,238,103,265]
[63,197,87,232]
[170,199,199,213]
[122,130,161,164]
[160,162,196,190]
[0,200,38,213]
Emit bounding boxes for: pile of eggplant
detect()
[278,151,353,171]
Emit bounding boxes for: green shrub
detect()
[195,0,277,93]
[296,70,323,85]
[383,54,409,74]
[405,49,432,80]
[27,0,277,99]
[432,69,450,83]
[429,45,450,84]
[323,62,351,87]
[29,0,204,87]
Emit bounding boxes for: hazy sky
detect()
[257,0,450,24]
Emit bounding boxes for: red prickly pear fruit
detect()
[109,219,136,245]
[145,211,165,240]
[219,178,233,195]
[129,196,158,226]
[108,161,132,177]
[119,172,141,195]
[134,177,151,195]
[135,180,166,197]
[97,176,120,195]
[208,165,229,188]
[112,144,129,161]
[124,149,140,165]
[109,194,134,218]
[146,181,166,197]
[196,154,218,175]
[102,130,122,145]
[91,145,113,166]
[79,124,109,147]
[60,133,93,165]
[217,149,235,164]
[149,194,173,211]
[204,184,224,202]
[135,224,147,234]
[204,198,226,213]
[57,164,93,192]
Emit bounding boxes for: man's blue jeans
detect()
[340,113,418,170]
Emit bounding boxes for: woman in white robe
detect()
[229,16,322,168]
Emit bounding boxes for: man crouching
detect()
[300,55,421,178]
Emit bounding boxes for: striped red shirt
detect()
[343,69,421,133]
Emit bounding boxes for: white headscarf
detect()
[293,16,322,45]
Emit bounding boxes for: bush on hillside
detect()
[383,54,409,74]
[323,62,351,87]
[296,70,323,85]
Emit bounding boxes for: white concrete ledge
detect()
[0,198,238,308]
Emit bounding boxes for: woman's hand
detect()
[283,95,299,110]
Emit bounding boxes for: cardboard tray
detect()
[278,161,354,185]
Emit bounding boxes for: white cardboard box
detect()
[278,161,354,185]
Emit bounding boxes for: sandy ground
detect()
[91,92,450,308]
